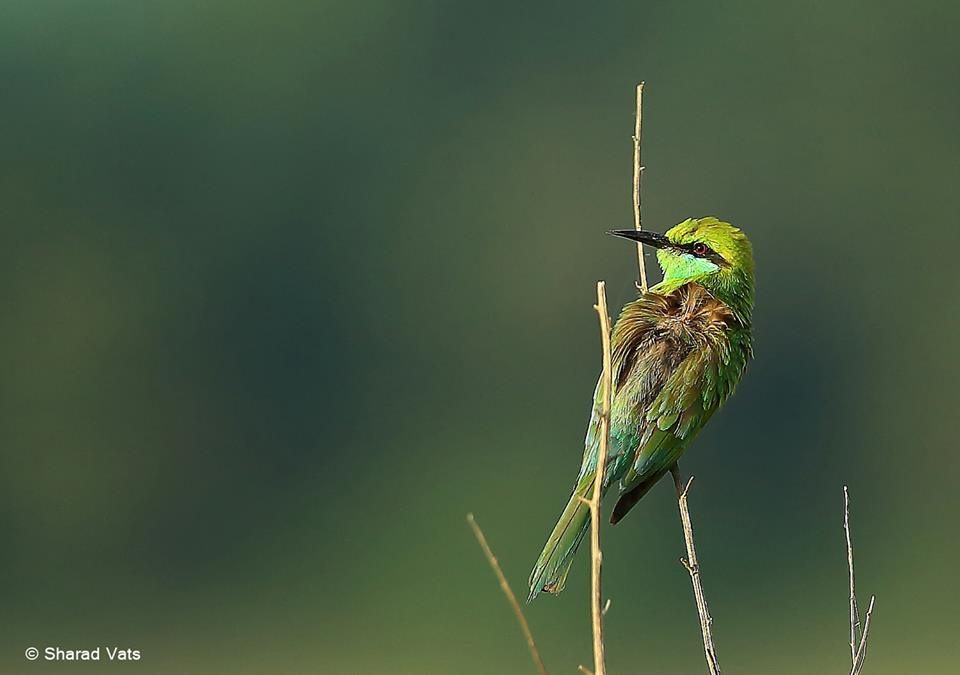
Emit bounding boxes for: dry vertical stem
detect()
[844,487,876,675]
[581,281,613,675]
[466,513,549,675]
[844,486,860,667]
[633,82,649,292]
[671,468,722,675]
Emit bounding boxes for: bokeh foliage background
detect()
[2,1,959,673]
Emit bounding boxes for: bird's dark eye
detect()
[692,242,709,256]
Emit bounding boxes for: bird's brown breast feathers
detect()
[611,283,738,390]
[659,283,737,338]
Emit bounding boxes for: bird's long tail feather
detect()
[527,472,595,602]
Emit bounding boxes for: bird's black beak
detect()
[607,229,671,249]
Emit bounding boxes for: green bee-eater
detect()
[528,217,755,601]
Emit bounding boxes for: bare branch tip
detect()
[467,512,548,675]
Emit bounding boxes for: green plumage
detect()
[528,217,755,601]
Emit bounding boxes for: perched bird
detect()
[528,217,754,601]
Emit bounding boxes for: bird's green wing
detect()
[622,347,721,486]
[575,284,751,521]
[613,324,751,518]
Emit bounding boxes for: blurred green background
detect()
[2,1,959,673]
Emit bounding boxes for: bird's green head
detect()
[610,217,754,321]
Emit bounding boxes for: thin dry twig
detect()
[671,468,722,675]
[851,596,876,675]
[466,513,548,675]
[632,82,649,292]
[580,281,613,675]
[844,486,860,667]
[844,487,876,675]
